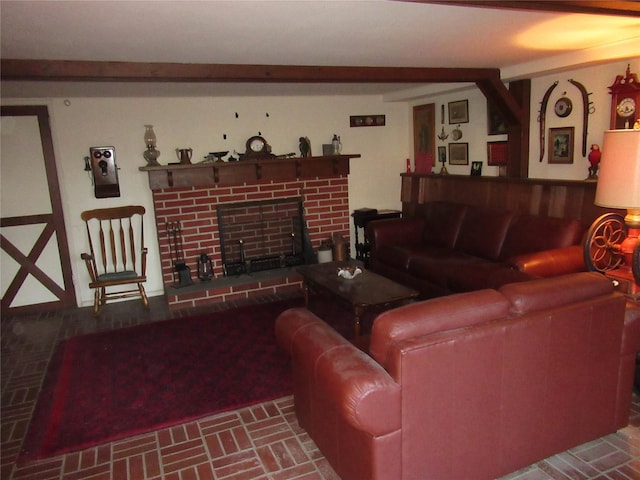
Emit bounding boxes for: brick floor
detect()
[1,294,639,479]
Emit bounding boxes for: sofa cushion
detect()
[421,201,468,248]
[443,262,534,292]
[454,206,514,260]
[498,271,614,315]
[500,214,585,259]
[369,289,510,368]
[406,249,487,287]
[374,244,444,271]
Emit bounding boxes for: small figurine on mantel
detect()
[587,143,601,181]
[299,137,311,157]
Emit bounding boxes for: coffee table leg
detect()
[353,305,364,339]
[303,281,310,307]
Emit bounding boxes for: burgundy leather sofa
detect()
[275,272,640,480]
[367,201,586,299]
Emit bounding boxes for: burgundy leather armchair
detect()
[276,272,639,480]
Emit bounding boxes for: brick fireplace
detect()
[149,174,350,308]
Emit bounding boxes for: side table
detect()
[351,209,401,266]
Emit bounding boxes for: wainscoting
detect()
[400,174,624,227]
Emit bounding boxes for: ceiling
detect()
[2,0,640,98]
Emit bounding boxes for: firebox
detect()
[217,197,309,276]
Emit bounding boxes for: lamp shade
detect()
[595,129,640,209]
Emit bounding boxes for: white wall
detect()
[1,95,408,307]
[2,57,637,307]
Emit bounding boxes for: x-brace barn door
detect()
[1,105,76,314]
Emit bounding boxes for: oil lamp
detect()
[197,253,214,281]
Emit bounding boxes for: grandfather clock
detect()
[609,64,640,130]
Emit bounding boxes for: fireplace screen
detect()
[217,197,308,276]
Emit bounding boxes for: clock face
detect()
[616,97,636,118]
[554,97,573,118]
[246,136,267,154]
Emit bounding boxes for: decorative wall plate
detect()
[451,125,463,140]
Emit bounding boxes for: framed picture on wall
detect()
[413,103,436,171]
[449,143,469,165]
[487,101,507,135]
[471,161,483,176]
[448,100,469,124]
[487,141,508,166]
[437,146,447,164]
[548,127,574,164]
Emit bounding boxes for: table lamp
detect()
[586,129,640,296]
[596,129,640,268]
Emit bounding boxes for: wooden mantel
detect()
[139,154,359,189]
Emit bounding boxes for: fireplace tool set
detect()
[166,221,193,288]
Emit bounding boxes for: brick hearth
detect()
[150,175,350,308]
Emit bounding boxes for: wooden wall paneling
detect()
[399,174,624,227]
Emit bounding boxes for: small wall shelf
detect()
[139,154,360,189]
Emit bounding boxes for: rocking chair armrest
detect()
[141,247,148,275]
[81,252,98,282]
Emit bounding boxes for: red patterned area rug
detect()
[20,297,342,464]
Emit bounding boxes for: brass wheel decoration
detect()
[583,213,627,273]
[633,241,640,284]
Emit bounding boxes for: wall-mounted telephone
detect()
[85,146,120,198]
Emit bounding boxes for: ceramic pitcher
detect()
[176,148,193,165]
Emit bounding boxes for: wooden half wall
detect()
[400,173,623,228]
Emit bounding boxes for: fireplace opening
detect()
[217,197,310,276]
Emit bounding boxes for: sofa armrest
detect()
[366,217,424,250]
[314,344,402,435]
[507,245,586,277]
[275,308,401,436]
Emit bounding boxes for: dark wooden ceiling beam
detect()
[1,59,502,84]
[1,58,523,125]
[0,58,526,170]
[476,76,523,126]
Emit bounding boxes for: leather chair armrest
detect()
[316,345,402,436]
[274,307,318,355]
[366,217,424,250]
[276,307,401,436]
[141,247,148,275]
[507,245,586,277]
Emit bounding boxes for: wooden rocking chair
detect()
[80,205,149,315]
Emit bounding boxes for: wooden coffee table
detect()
[297,261,419,339]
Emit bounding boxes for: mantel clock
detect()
[244,135,273,158]
[609,65,640,130]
